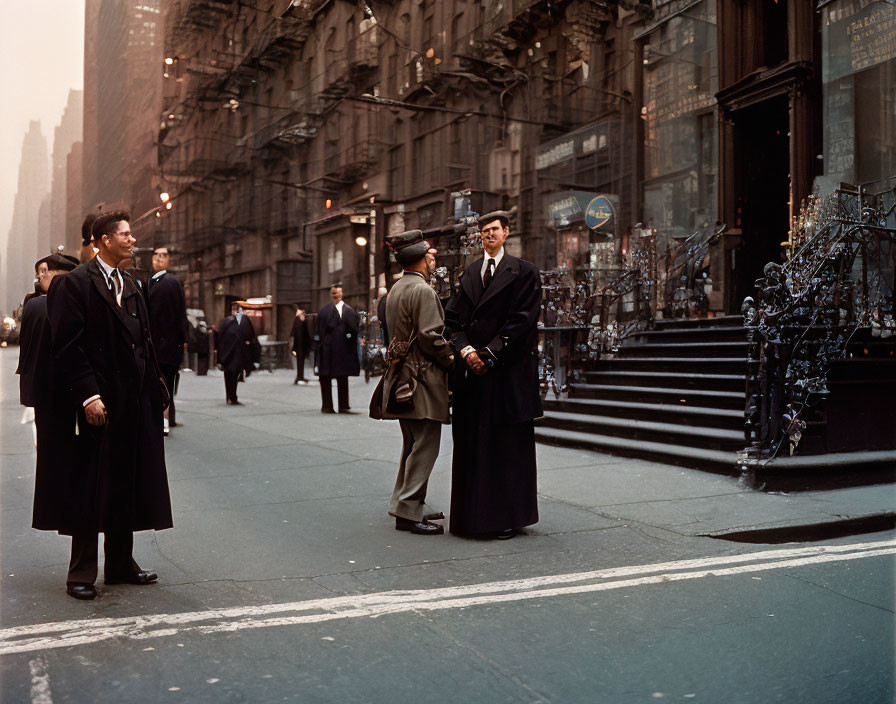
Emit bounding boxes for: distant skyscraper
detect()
[1,121,49,312]
[46,90,84,258]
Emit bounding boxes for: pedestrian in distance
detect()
[377,231,455,535]
[315,284,360,413]
[290,306,312,385]
[47,210,172,600]
[375,285,390,347]
[445,211,542,539]
[147,246,188,435]
[17,252,80,533]
[78,212,98,263]
[215,301,259,405]
[192,320,211,376]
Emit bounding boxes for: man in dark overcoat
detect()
[315,284,360,413]
[445,211,542,539]
[47,211,172,600]
[216,302,259,405]
[380,232,455,535]
[147,245,188,432]
[290,307,312,384]
[17,253,79,532]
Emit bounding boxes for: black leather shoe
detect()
[66,584,97,600]
[395,517,444,535]
[104,570,158,586]
[423,512,445,521]
[495,529,517,540]
[321,408,336,414]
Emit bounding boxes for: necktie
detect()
[109,269,122,304]
[483,258,496,289]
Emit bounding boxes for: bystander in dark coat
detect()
[290,308,312,383]
[315,285,360,413]
[216,306,259,404]
[147,251,188,429]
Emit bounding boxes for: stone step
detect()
[598,357,747,374]
[542,397,743,430]
[614,341,749,358]
[581,371,746,392]
[567,383,746,410]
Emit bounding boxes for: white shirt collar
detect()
[96,254,116,279]
[481,247,505,279]
[152,269,166,280]
[335,300,345,316]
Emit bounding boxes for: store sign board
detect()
[535,123,611,170]
[546,191,618,231]
[824,1,896,81]
[585,195,615,231]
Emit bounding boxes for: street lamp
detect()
[354,235,368,247]
[160,192,170,203]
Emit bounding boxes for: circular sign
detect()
[585,195,615,231]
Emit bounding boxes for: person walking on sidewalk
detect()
[381,231,455,535]
[147,246,188,434]
[216,302,259,405]
[314,284,360,413]
[47,211,172,600]
[445,211,542,540]
[290,307,312,385]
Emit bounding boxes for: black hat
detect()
[477,210,510,230]
[36,253,79,272]
[387,229,430,266]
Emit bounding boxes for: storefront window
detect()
[818,0,896,190]
[641,0,718,239]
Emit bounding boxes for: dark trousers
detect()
[160,364,178,425]
[319,375,349,412]
[68,532,139,586]
[295,354,307,381]
[224,370,240,401]
[197,354,209,376]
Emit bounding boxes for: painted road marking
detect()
[28,656,53,704]
[1,539,893,656]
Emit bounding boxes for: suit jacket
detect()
[147,271,188,368]
[445,253,543,425]
[382,272,455,423]
[46,257,173,534]
[315,302,360,377]
[216,314,259,373]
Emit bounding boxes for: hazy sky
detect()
[0,0,85,239]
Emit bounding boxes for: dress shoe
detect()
[227,399,242,406]
[495,528,517,540]
[104,570,158,586]
[321,408,336,414]
[66,584,97,600]
[423,512,445,521]
[395,517,444,535]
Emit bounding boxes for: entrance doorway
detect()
[732,96,791,307]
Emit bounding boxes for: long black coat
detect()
[17,294,79,532]
[290,315,312,361]
[445,254,543,425]
[315,303,360,377]
[46,258,173,535]
[147,272,188,369]
[216,315,259,373]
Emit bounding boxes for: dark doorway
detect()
[732,96,791,307]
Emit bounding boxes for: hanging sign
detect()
[585,195,616,231]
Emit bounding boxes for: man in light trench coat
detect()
[382,230,455,535]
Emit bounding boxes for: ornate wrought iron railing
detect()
[740,182,896,467]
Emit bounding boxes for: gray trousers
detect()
[389,418,442,521]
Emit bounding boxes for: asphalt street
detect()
[1,348,893,703]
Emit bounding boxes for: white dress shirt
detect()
[95,255,123,306]
[481,247,505,282]
[335,300,345,318]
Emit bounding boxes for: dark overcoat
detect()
[444,253,543,535]
[216,315,259,373]
[290,315,312,362]
[17,294,78,532]
[147,272,188,368]
[315,302,360,377]
[46,258,173,535]
[445,253,543,425]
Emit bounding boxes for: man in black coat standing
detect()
[47,211,173,600]
[17,253,79,527]
[315,284,360,413]
[290,307,312,384]
[216,302,259,405]
[147,245,188,434]
[445,211,542,539]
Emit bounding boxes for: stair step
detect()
[624,326,748,344]
[542,398,743,429]
[599,357,747,373]
[583,371,745,392]
[615,342,749,358]
[538,410,745,451]
[567,383,745,409]
[653,315,742,330]
[534,426,738,472]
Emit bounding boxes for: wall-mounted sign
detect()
[535,121,613,170]
[585,195,615,231]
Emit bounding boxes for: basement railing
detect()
[740,181,896,470]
